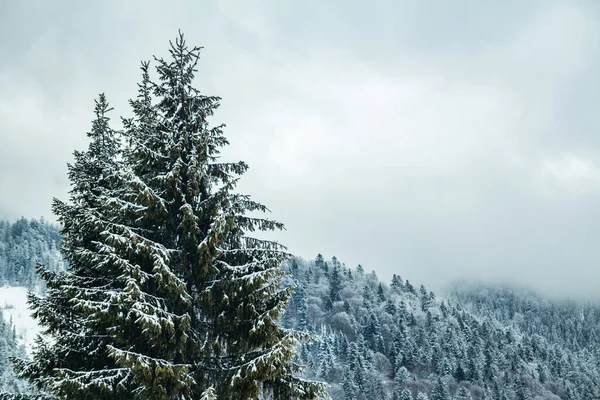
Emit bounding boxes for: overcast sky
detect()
[1,0,600,299]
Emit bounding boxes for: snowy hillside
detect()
[0,218,66,290]
[0,286,40,355]
[2,218,600,399]
[283,255,600,400]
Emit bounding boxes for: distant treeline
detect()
[282,255,600,399]
[0,218,66,289]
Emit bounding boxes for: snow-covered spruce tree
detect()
[130,32,325,400]
[18,32,326,400]
[13,94,128,399]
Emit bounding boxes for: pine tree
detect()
[440,301,448,318]
[390,274,403,292]
[362,286,374,309]
[420,285,432,312]
[394,366,411,387]
[454,364,466,382]
[385,299,397,315]
[14,94,128,399]
[289,257,300,277]
[348,342,367,392]
[296,285,309,332]
[126,32,326,400]
[363,311,384,353]
[377,283,386,303]
[404,280,416,295]
[440,356,453,377]
[343,299,351,314]
[16,33,327,400]
[342,368,356,400]
[329,263,342,303]
[315,254,326,274]
[317,339,335,379]
[483,342,498,382]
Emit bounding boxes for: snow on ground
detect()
[0,286,41,355]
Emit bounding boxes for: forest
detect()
[0,219,65,290]
[0,218,599,399]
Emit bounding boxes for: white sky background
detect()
[1,0,600,298]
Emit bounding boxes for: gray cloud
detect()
[1,0,600,299]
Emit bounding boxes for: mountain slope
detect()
[0,219,599,399]
[282,255,600,400]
